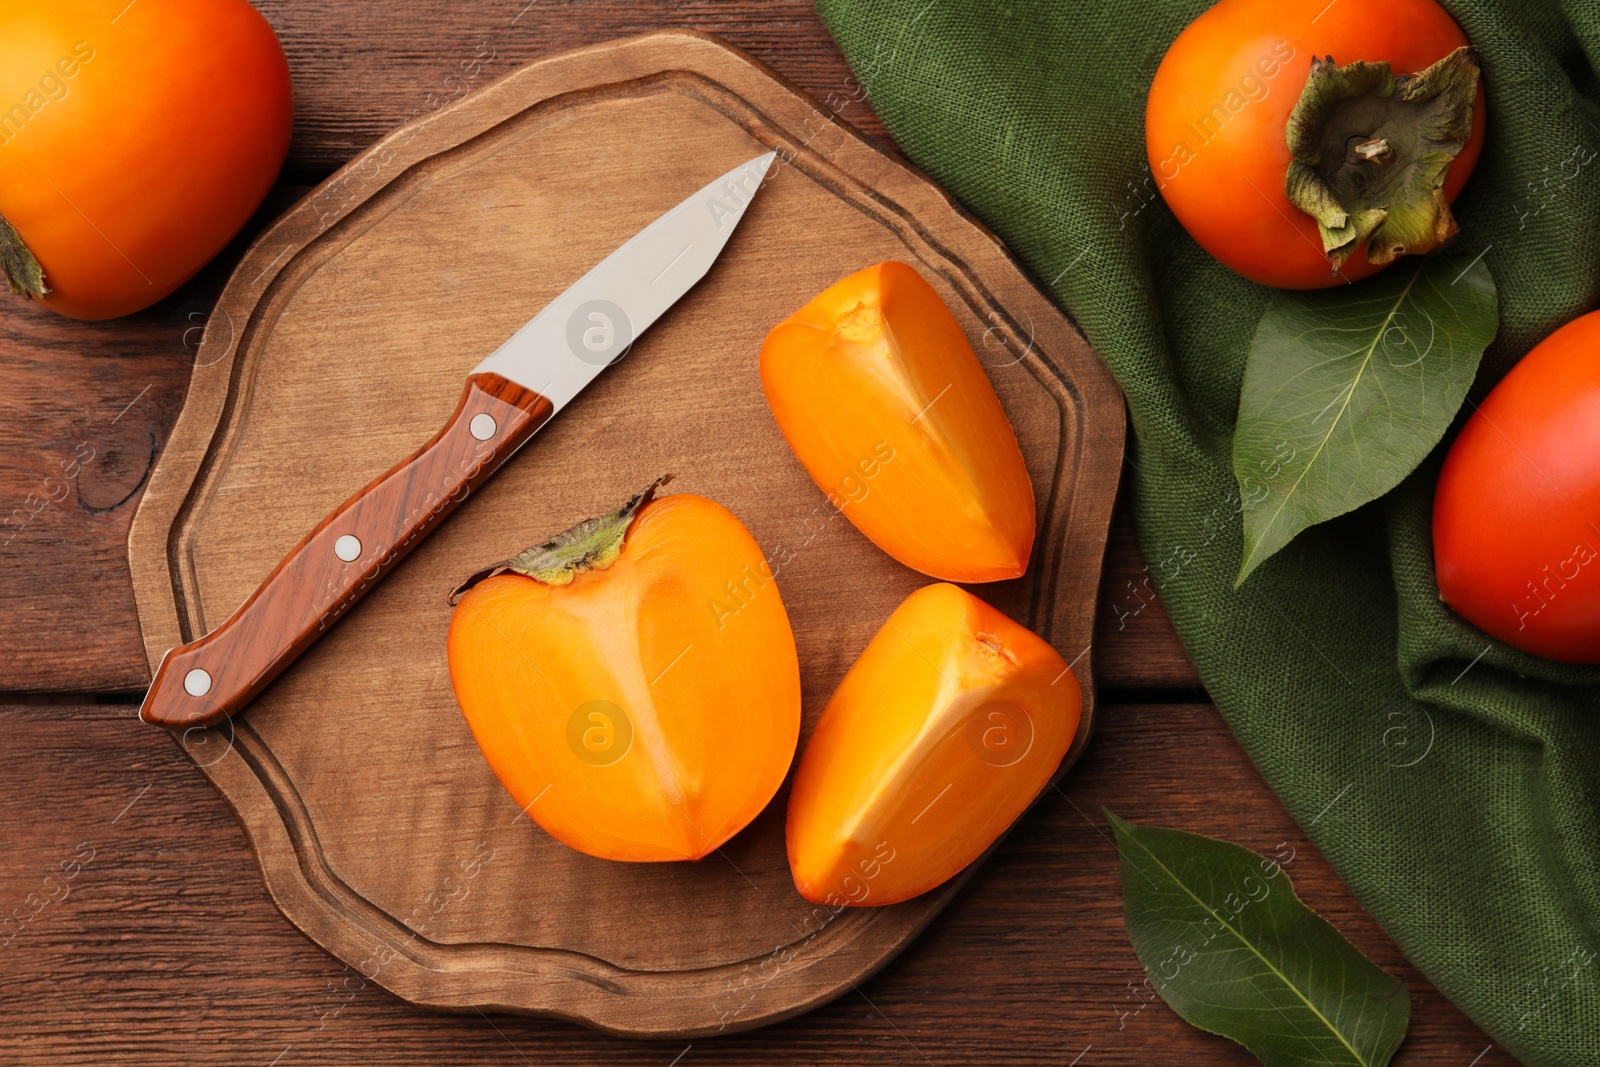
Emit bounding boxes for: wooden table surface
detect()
[0,2,1510,1063]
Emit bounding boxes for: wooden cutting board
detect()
[126,29,1124,1038]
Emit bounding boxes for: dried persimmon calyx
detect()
[1285,46,1480,270]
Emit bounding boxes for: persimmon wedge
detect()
[447,479,801,862]
[786,583,1080,906]
[760,261,1036,583]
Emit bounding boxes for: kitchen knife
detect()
[140,149,779,730]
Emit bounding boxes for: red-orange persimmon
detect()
[0,0,292,319]
[1145,0,1485,289]
[1434,311,1600,664]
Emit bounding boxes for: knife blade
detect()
[140,149,779,730]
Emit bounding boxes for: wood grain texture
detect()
[124,30,1125,1035]
[251,0,897,178]
[0,186,304,693]
[0,702,1509,1065]
[0,0,1201,698]
[140,372,552,728]
[1095,503,1194,692]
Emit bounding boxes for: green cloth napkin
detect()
[815,0,1600,1062]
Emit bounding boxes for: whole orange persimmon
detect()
[447,480,801,863]
[1145,0,1484,288]
[761,261,1036,583]
[1434,311,1600,664]
[787,583,1080,906]
[0,0,293,319]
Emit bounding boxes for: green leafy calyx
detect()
[448,475,670,603]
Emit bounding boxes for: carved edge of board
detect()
[127,29,1127,1037]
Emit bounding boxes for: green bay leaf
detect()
[1109,811,1409,1067]
[1233,254,1497,585]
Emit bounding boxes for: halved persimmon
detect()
[447,479,801,862]
[786,583,1080,905]
[760,261,1036,583]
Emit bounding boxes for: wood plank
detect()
[0,309,188,692]
[254,0,894,177]
[0,700,1503,1063]
[0,187,305,694]
[1095,500,1202,691]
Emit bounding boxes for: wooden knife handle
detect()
[140,372,553,729]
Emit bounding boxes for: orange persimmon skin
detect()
[0,0,293,319]
[1433,311,1600,663]
[760,261,1036,583]
[1146,0,1483,289]
[786,583,1080,906]
[447,494,801,863]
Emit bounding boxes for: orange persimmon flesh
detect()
[786,583,1080,905]
[760,261,1036,583]
[447,485,801,863]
